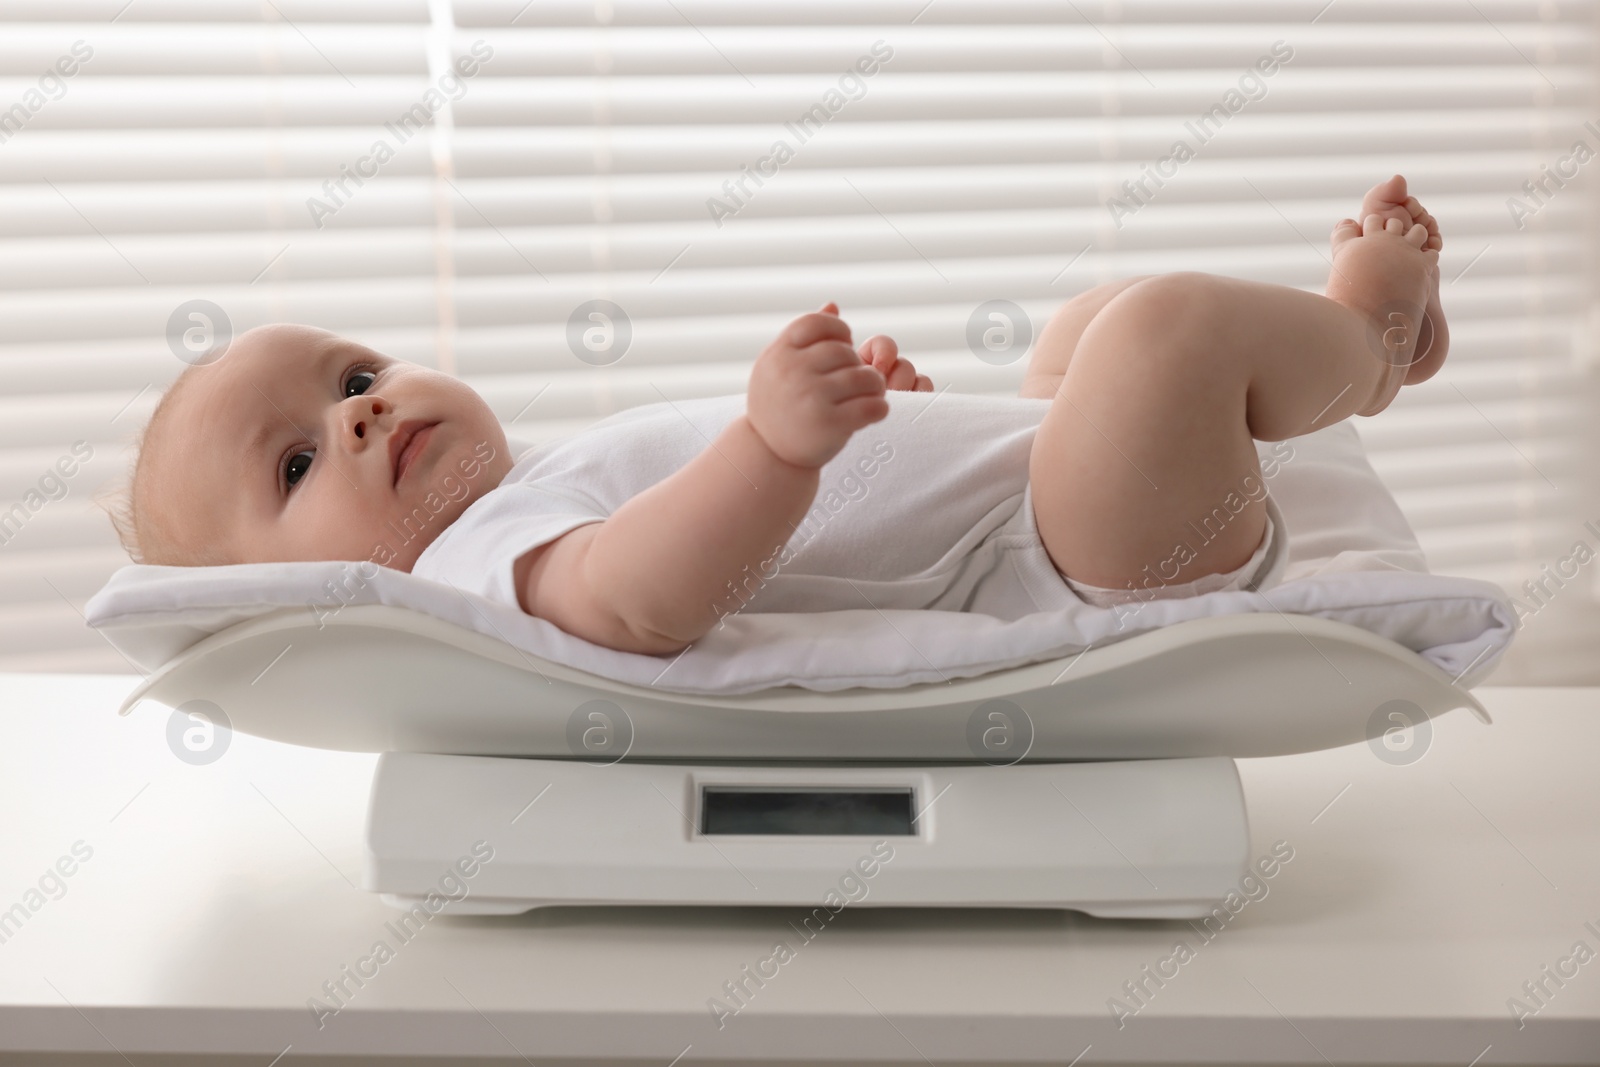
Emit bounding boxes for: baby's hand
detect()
[747,302,890,469]
[856,330,932,392]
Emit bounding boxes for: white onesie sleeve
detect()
[408,398,744,614]
[410,480,607,611]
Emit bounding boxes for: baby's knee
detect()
[1115,271,1228,324]
[1083,271,1230,357]
[1042,275,1153,338]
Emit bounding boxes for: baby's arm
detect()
[514,306,901,655]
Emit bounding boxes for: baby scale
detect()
[111,602,1485,919]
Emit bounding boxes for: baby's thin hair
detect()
[93,364,231,567]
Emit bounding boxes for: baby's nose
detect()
[348,398,388,438]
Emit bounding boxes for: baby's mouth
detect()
[391,421,440,487]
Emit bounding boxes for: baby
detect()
[104,175,1445,656]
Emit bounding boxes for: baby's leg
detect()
[1019,276,1151,400]
[1030,213,1437,591]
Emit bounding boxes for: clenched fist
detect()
[747,303,924,469]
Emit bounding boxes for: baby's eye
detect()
[282,366,379,492]
[344,369,377,397]
[285,450,314,488]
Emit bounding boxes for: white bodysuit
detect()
[411,390,1286,624]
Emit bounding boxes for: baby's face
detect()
[146,324,515,570]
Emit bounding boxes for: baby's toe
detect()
[1403,221,1429,248]
[1422,214,1442,251]
[1362,212,1388,236]
[1360,174,1409,218]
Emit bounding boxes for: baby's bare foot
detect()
[1326,205,1439,417]
[1357,175,1448,381]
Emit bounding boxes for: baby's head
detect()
[101,324,515,571]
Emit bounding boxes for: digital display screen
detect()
[699,787,916,836]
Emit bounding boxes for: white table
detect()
[1,674,1596,1065]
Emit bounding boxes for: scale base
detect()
[364,753,1251,920]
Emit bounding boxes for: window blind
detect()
[0,0,1593,682]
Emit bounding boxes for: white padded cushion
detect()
[85,420,1516,695]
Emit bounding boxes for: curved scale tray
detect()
[116,603,1487,761]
